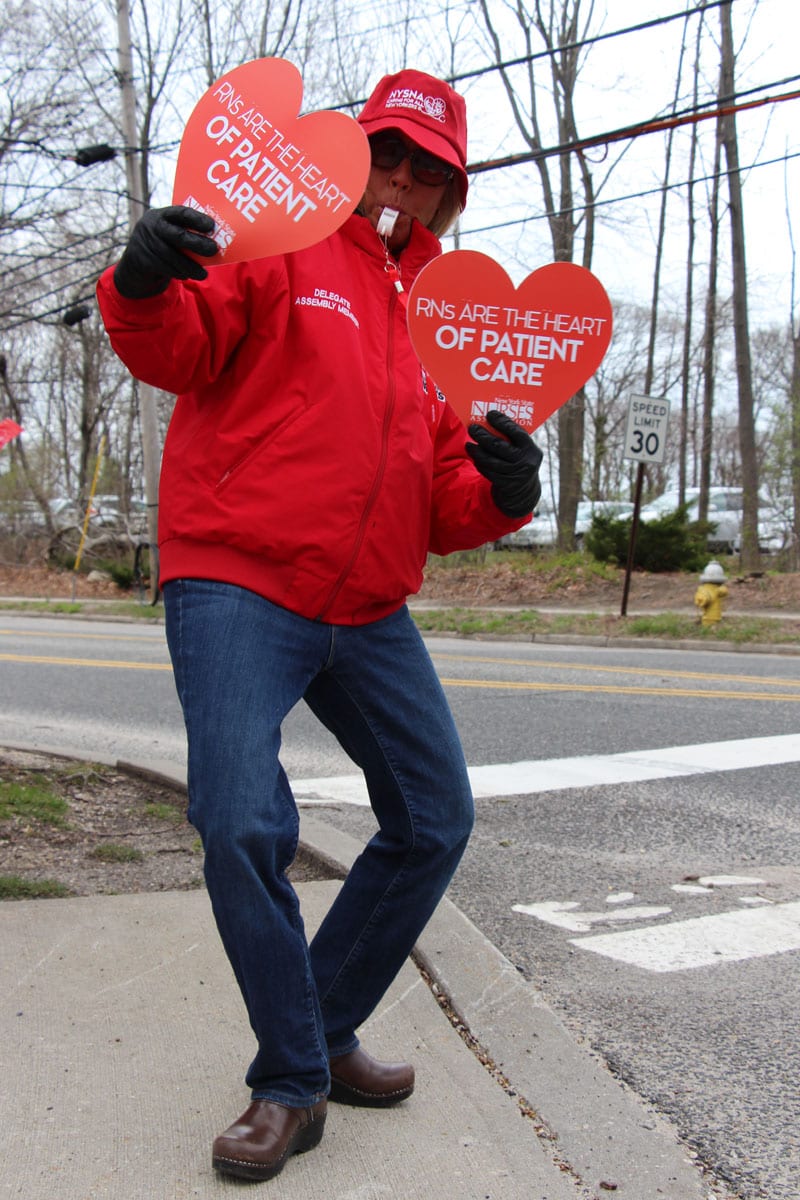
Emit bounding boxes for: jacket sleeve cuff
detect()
[96,264,179,324]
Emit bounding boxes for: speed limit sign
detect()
[623,394,670,464]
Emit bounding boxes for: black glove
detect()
[466,410,543,518]
[114,205,219,299]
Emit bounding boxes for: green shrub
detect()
[99,559,135,589]
[48,546,77,571]
[636,507,711,571]
[586,506,709,572]
[584,514,631,565]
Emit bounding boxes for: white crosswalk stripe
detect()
[291,732,800,805]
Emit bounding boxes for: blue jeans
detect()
[163,580,474,1107]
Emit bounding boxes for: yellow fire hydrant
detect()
[694,560,729,626]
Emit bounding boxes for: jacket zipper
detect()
[315,270,399,620]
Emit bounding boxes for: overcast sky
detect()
[444,0,799,330]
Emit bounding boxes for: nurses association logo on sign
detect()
[407,251,613,434]
[173,58,371,263]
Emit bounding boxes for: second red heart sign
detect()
[407,250,613,433]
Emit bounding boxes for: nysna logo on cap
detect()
[385,88,447,123]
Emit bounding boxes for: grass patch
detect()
[412,607,546,636]
[0,598,164,620]
[111,601,165,620]
[411,607,800,645]
[0,600,83,614]
[625,612,695,638]
[143,801,184,824]
[88,843,145,863]
[699,616,800,644]
[0,780,70,826]
[0,874,72,900]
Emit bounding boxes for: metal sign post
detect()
[620,395,670,616]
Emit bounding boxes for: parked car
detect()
[574,500,634,548]
[733,496,795,555]
[638,487,746,552]
[1,497,79,531]
[49,498,81,527]
[89,493,123,527]
[129,498,149,537]
[495,497,559,549]
[497,497,634,550]
[639,486,796,554]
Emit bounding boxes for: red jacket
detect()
[97,213,526,624]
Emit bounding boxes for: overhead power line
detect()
[8,137,798,334]
[461,149,800,238]
[4,73,794,188]
[448,0,733,87]
[466,83,800,176]
[331,0,737,111]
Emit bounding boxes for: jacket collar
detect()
[342,212,441,280]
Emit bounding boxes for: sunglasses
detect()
[368,133,454,187]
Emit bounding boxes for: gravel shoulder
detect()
[0,748,338,899]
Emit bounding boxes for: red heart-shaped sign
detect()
[172,58,370,263]
[407,251,612,433]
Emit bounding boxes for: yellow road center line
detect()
[3,653,799,702]
[438,677,800,701]
[0,653,172,671]
[432,652,800,688]
[0,628,162,643]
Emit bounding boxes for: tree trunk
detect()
[719,1,760,569]
[791,325,800,567]
[700,126,723,527]
[680,13,706,505]
[476,0,594,550]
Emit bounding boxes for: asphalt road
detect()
[1,614,799,1200]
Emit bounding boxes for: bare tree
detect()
[584,302,649,501]
[718,1,760,569]
[0,1,117,330]
[3,0,792,580]
[190,0,313,90]
[472,0,626,547]
[784,143,800,567]
[678,11,708,506]
[0,0,131,550]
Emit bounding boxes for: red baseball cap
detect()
[358,69,469,209]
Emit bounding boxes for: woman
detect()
[97,68,541,1182]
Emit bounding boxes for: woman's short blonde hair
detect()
[426,178,463,238]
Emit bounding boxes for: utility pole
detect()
[116,0,162,602]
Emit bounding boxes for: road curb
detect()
[2,742,731,1198]
[4,597,799,654]
[297,813,723,1200]
[126,757,730,1198]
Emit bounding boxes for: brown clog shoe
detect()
[212,1097,326,1181]
[329,1046,414,1107]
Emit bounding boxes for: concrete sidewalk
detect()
[1,802,726,1200]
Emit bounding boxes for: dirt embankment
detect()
[416,560,800,613]
[2,561,800,613]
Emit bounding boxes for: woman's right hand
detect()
[114,205,219,299]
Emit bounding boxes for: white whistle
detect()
[376,206,400,237]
